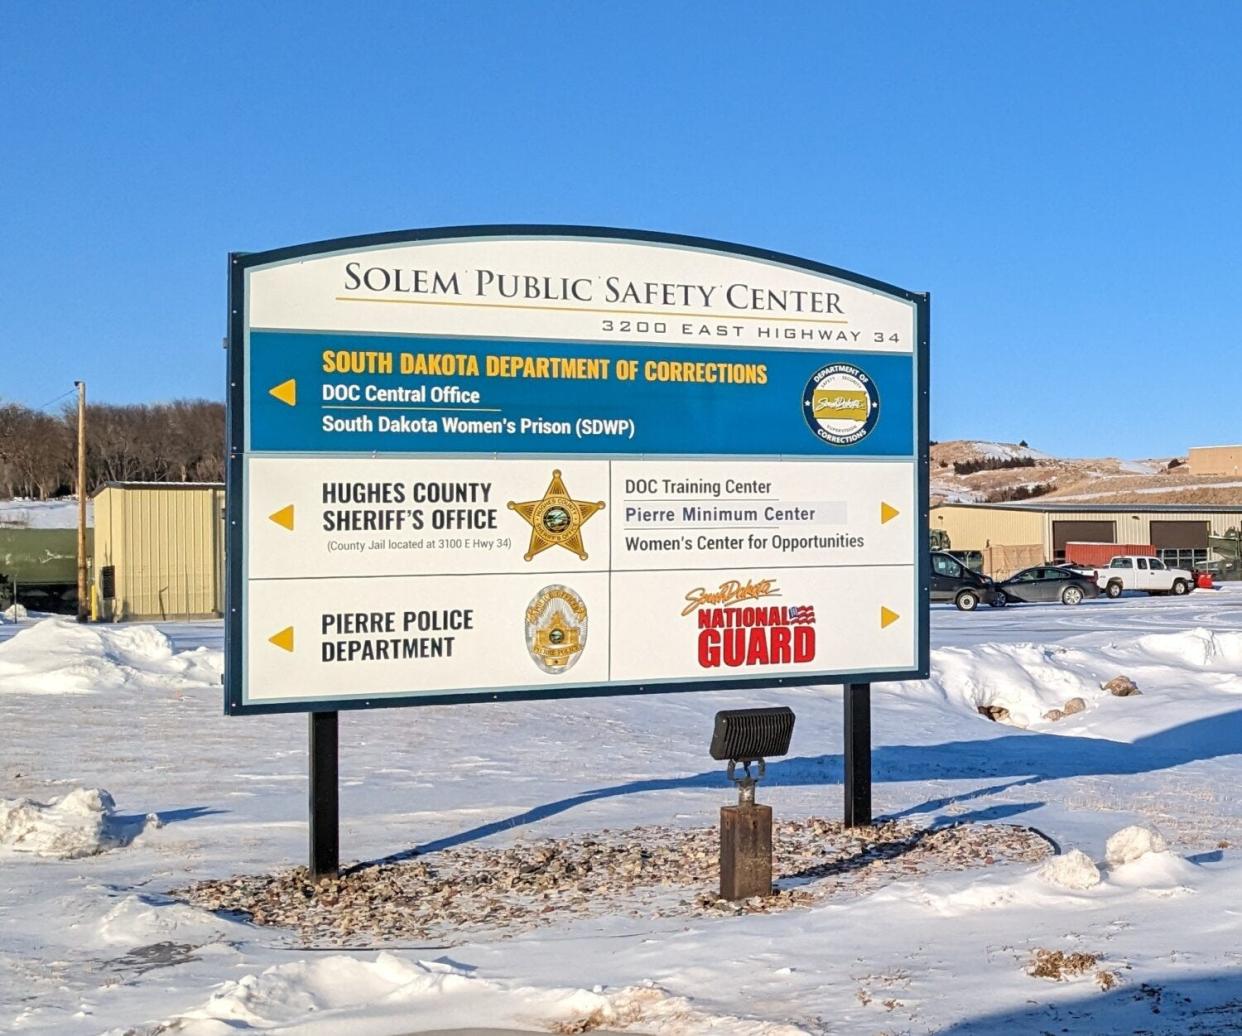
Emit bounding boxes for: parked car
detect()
[931,551,1000,611]
[996,565,1101,606]
[1093,555,1195,598]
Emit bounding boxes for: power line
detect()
[31,386,77,412]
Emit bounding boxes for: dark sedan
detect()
[996,565,1102,606]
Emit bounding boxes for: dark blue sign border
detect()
[226,226,930,715]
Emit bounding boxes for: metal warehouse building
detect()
[931,502,1242,578]
[91,482,225,620]
[1190,445,1242,476]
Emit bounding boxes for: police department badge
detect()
[802,362,880,446]
[508,469,605,561]
[524,584,588,674]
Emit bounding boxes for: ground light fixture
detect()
[709,706,796,900]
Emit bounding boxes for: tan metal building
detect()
[1189,445,1242,477]
[91,482,225,620]
[931,502,1242,577]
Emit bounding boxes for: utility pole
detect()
[74,381,88,622]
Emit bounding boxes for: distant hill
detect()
[931,440,1242,507]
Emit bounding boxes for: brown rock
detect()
[1103,675,1141,697]
[1043,709,1065,722]
[1062,697,1086,715]
[978,704,1011,722]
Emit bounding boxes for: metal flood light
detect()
[710,706,796,763]
[710,706,796,901]
[711,706,796,804]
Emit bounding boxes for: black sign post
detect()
[843,682,872,827]
[308,711,339,880]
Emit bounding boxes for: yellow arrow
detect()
[880,606,900,629]
[269,379,297,407]
[268,626,295,652]
[880,501,900,524]
[269,504,294,531]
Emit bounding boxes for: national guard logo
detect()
[802,362,880,446]
[525,584,588,674]
[508,469,605,561]
[686,577,818,669]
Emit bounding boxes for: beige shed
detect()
[91,482,225,620]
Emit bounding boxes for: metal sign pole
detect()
[74,380,88,623]
[843,682,872,827]
[308,711,339,879]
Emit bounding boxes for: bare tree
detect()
[0,398,225,499]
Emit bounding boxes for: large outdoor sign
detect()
[225,227,929,714]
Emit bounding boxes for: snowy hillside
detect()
[930,440,1242,506]
[968,440,1053,462]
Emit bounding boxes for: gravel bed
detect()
[176,818,1051,945]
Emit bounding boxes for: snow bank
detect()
[1131,627,1242,671]
[1099,826,1198,892]
[1040,849,1101,890]
[0,496,91,529]
[1037,827,1197,896]
[97,893,240,948]
[1108,850,1200,891]
[0,617,221,694]
[142,953,806,1036]
[158,953,476,1034]
[0,787,152,859]
[920,628,1242,729]
[927,642,1102,727]
[1106,825,1168,866]
[533,982,809,1035]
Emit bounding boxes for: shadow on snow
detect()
[938,970,1242,1034]
[391,707,1242,858]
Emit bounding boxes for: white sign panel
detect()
[226,227,928,713]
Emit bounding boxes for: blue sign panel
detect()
[247,332,915,458]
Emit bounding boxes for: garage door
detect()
[1053,520,1116,559]
[1150,520,1208,549]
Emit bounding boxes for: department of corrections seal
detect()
[802,362,880,446]
[524,584,588,674]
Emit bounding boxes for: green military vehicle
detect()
[929,529,984,573]
[0,528,89,614]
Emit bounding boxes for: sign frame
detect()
[225,225,929,715]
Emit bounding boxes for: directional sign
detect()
[225,227,929,714]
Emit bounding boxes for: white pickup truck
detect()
[1090,555,1195,598]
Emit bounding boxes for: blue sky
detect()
[2,2,1239,457]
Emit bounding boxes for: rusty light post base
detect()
[720,802,773,900]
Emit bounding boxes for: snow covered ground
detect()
[3,591,1242,1033]
[0,497,90,529]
